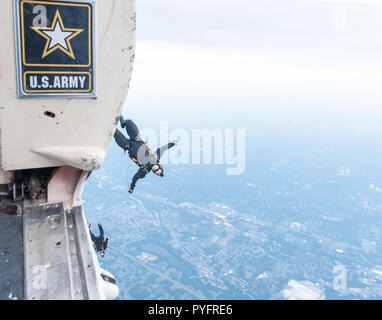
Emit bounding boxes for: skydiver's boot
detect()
[119,116,128,129]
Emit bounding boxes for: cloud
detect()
[370,184,382,192]
[126,1,382,122]
[129,41,382,107]
[282,280,325,300]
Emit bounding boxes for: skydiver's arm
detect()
[103,238,108,250]
[156,142,176,160]
[130,169,147,191]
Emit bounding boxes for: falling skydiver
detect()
[88,223,109,258]
[114,117,178,193]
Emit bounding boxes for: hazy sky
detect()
[125,0,382,127]
[136,0,382,50]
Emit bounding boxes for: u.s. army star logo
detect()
[14,0,96,98]
[31,10,84,60]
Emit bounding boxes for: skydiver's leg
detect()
[124,120,143,142]
[114,128,131,151]
[89,230,97,242]
[97,224,104,238]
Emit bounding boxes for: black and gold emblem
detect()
[15,0,96,97]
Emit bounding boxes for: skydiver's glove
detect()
[128,189,134,194]
[173,139,178,146]
[88,223,91,228]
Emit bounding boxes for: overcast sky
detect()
[125,0,382,126]
[136,0,382,50]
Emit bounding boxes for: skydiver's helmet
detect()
[100,251,105,258]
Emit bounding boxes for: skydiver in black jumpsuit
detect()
[114,117,177,193]
[89,223,109,258]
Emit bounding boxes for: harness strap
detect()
[132,157,148,171]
